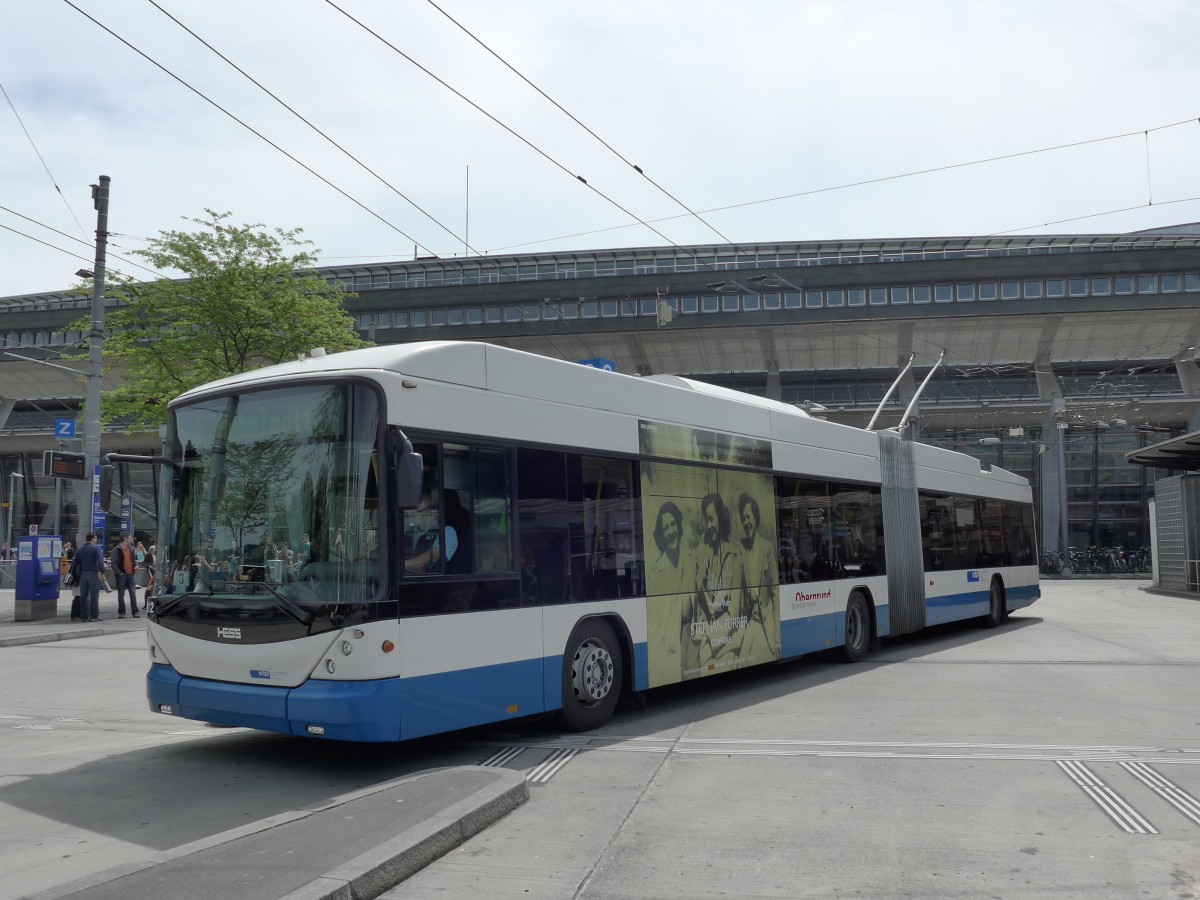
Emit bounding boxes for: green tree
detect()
[84,209,365,428]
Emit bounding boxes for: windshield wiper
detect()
[205,578,316,626]
[152,581,315,626]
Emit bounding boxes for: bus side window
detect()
[472,447,512,572]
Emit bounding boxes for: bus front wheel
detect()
[560,620,623,731]
[842,591,871,663]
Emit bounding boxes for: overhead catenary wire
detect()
[0,80,90,241]
[322,0,729,273]
[144,0,475,256]
[421,0,734,247]
[61,0,443,261]
[486,117,1200,254]
[0,205,162,279]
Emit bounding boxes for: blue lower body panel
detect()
[148,657,548,743]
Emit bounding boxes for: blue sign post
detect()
[55,418,77,440]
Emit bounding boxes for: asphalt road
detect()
[1,579,1197,899]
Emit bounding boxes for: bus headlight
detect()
[341,640,353,656]
[325,658,336,674]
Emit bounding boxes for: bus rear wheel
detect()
[842,591,871,663]
[982,579,1005,628]
[560,620,623,732]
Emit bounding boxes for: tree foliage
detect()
[85,210,365,428]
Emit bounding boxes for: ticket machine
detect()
[15,534,62,621]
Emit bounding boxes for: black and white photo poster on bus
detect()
[640,454,780,688]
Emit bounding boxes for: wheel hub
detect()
[571,640,614,705]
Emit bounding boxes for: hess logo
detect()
[216,626,242,640]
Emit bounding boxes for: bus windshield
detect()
[157,382,383,615]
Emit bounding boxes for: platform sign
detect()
[54,418,76,439]
[119,494,133,534]
[577,358,617,372]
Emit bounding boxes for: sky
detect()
[2,0,1199,299]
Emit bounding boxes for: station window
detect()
[784,291,802,310]
[681,296,699,314]
[430,310,446,327]
[639,298,656,316]
[378,312,393,328]
[1068,277,1088,297]
[1114,276,1133,295]
[485,306,502,324]
[825,289,844,308]
[1185,274,1200,292]
[701,295,719,314]
[467,308,482,325]
[1045,278,1065,299]
[395,311,409,328]
[722,294,740,313]
[934,284,954,303]
[541,305,559,321]
[956,283,975,302]
[1161,274,1180,293]
[977,282,997,301]
[1023,280,1042,299]
[869,287,887,306]
[412,310,427,327]
[847,288,866,307]
[561,302,579,320]
[763,291,782,310]
[743,293,761,311]
[1091,276,1111,295]
[1000,281,1020,300]
[601,300,618,317]
[806,290,823,308]
[891,286,909,305]
[1137,274,1157,293]
[621,300,638,316]
[581,301,598,318]
[524,304,541,321]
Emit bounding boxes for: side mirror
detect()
[396,449,423,509]
[388,427,424,509]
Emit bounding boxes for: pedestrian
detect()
[110,532,139,618]
[75,532,106,623]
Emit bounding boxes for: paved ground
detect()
[0,584,527,900]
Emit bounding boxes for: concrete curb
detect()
[285,771,529,900]
[26,767,528,900]
[0,626,114,648]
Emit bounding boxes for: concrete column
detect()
[766,360,781,401]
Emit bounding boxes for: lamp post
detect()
[79,175,110,547]
[6,472,24,559]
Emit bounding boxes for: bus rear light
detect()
[381,640,395,653]
[306,725,325,735]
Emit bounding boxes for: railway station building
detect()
[3,225,1200,559]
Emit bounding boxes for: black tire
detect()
[842,591,871,663]
[982,578,1004,628]
[560,619,623,732]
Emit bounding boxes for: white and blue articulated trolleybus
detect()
[140,341,1038,742]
